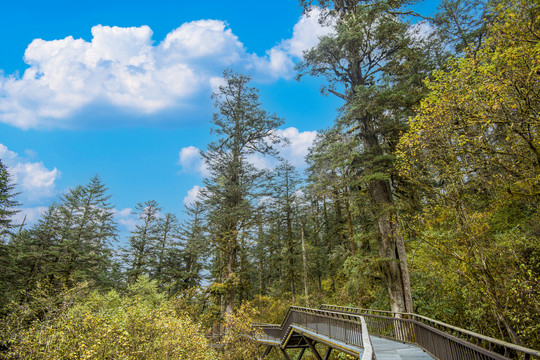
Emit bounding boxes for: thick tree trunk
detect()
[376,208,413,314]
[363,127,413,314]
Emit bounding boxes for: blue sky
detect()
[0,0,440,236]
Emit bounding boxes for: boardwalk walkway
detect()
[253,305,540,360]
[371,335,434,360]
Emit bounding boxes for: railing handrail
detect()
[255,306,370,352]
[320,304,540,359]
[256,306,366,333]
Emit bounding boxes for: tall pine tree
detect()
[201,70,283,315]
[297,0,438,313]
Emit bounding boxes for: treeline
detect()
[0,0,539,357]
[0,174,206,310]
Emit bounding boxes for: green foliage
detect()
[4,277,217,360]
[397,0,540,348]
[0,176,119,318]
[123,200,162,282]
[201,69,284,314]
[0,159,20,239]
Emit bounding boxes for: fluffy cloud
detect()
[250,127,317,170]
[178,127,317,175]
[183,185,204,206]
[0,144,59,203]
[12,206,48,227]
[281,7,335,58]
[113,207,138,231]
[0,144,17,161]
[251,8,335,81]
[0,9,332,129]
[178,146,209,176]
[275,127,317,168]
[160,20,244,62]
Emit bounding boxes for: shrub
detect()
[5,277,217,360]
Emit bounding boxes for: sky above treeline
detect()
[0,0,440,235]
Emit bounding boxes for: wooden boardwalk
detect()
[371,336,434,360]
[257,327,435,359]
[254,305,540,360]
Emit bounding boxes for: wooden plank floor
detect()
[256,330,436,359]
[370,335,436,360]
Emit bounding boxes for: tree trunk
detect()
[225,248,236,316]
[363,126,413,314]
[301,222,309,307]
[343,187,356,252]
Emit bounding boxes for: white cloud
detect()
[179,127,317,175]
[0,9,333,129]
[249,126,317,170]
[245,127,318,170]
[161,20,244,62]
[0,144,17,161]
[113,207,138,231]
[0,143,59,203]
[409,21,435,42]
[246,153,274,170]
[251,48,295,80]
[183,185,204,206]
[252,8,334,81]
[275,127,317,169]
[179,146,199,166]
[178,146,209,176]
[12,206,48,227]
[11,162,58,196]
[282,7,335,58]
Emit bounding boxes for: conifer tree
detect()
[56,176,117,287]
[269,160,301,301]
[1,177,117,310]
[153,213,179,284]
[201,70,283,315]
[124,200,161,282]
[0,160,20,310]
[0,159,20,239]
[177,202,207,289]
[297,0,438,313]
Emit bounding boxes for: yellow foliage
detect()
[218,303,264,360]
[398,0,540,198]
[396,0,540,348]
[5,279,218,360]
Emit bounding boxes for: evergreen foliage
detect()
[200,69,283,315]
[0,160,20,239]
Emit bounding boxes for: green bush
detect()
[5,277,217,360]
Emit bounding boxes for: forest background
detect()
[0,0,539,358]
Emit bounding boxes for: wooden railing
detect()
[320,305,540,360]
[254,306,377,358]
